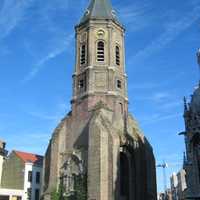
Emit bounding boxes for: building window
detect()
[27,188,32,200]
[36,172,40,184]
[28,171,32,182]
[78,79,84,89]
[119,103,123,114]
[35,189,40,200]
[77,72,87,94]
[116,46,120,66]
[117,80,122,89]
[97,41,105,62]
[80,44,86,65]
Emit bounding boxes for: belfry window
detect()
[119,103,123,114]
[80,44,86,65]
[78,79,84,89]
[116,46,120,66]
[78,73,87,93]
[97,41,105,62]
[117,80,122,89]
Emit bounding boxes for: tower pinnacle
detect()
[197,48,200,80]
[197,48,200,66]
[79,0,120,25]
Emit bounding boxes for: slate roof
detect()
[79,0,121,25]
[15,150,43,165]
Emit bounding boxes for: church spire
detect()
[79,0,120,25]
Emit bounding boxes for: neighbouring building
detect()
[170,173,178,200]
[177,169,187,200]
[170,169,187,200]
[42,0,157,200]
[0,140,8,184]
[0,151,43,200]
[158,190,172,200]
[165,189,173,200]
[180,49,200,199]
[158,193,165,200]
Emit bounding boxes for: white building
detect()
[170,169,187,200]
[170,173,178,200]
[0,151,43,200]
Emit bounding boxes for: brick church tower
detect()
[42,0,157,200]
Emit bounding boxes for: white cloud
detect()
[128,1,200,64]
[27,111,59,121]
[134,92,171,102]
[21,33,74,83]
[118,1,153,32]
[129,82,160,90]
[140,113,182,125]
[0,0,33,40]
[26,101,70,122]
[28,133,50,141]
[160,100,182,110]
[153,92,170,101]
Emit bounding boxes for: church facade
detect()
[42,0,157,200]
[182,51,200,199]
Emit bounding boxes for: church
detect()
[182,50,200,199]
[41,0,157,199]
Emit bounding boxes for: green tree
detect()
[51,184,63,200]
[74,174,87,200]
[51,175,87,200]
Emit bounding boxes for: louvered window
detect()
[97,41,105,62]
[116,46,120,66]
[117,80,122,89]
[78,73,87,93]
[79,79,84,89]
[80,44,86,65]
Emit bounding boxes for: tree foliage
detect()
[51,184,63,200]
[51,174,87,200]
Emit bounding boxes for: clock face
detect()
[97,29,105,39]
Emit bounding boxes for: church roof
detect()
[190,83,200,114]
[79,0,121,25]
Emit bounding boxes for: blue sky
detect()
[0,0,200,193]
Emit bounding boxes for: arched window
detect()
[117,80,122,89]
[80,44,86,65]
[116,46,120,66]
[97,41,105,62]
[119,103,123,114]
